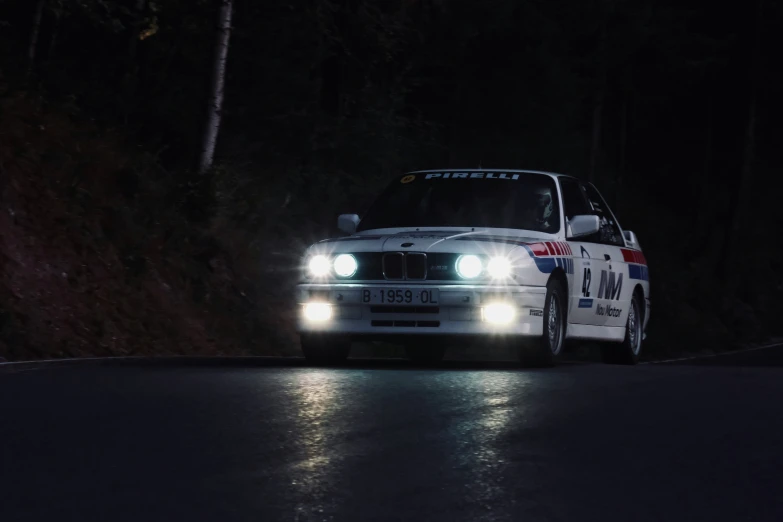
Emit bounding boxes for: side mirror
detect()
[337,214,360,235]
[623,230,640,249]
[567,215,600,239]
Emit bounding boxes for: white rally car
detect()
[297,170,650,366]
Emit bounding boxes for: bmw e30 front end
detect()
[295,169,571,363]
[297,245,550,337]
[296,169,652,365]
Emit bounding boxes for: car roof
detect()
[406,169,581,182]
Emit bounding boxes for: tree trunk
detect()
[46,8,60,63]
[694,93,722,294]
[154,19,188,93]
[723,0,764,297]
[446,80,464,166]
[696,94,714,230]
[126,0,147,76]
[122,0,148,122]
[615,92,628,212]
[26,0,46,76]
[320,54,341,116]
[588,95,603,184]
[319,0,352,118]
[588,18,608,184]
[198,0,234,175]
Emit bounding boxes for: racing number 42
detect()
[582,268,591,297]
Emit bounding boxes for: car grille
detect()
[405,253,427,279]
[382,253,404,279]
[345,252,463,281]
[382,252,427,279]
[375,252,460,281]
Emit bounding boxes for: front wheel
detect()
[601,292,643,365]
[301,334,351,365]
[517,279,566,367]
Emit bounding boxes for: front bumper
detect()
[296,283,546,337]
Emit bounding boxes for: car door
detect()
[558,177,610,326]
[581,183,630,328]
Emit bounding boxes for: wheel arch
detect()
[632,283,645,323]
[549,267,569,321]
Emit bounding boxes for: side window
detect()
[559,178,592,220]
[582,183,624,246]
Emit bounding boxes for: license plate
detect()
[361,288,439,305]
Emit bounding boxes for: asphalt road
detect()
[2,347,782,522]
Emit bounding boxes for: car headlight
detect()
[456,254,483,278]
[487,257,512,278]
[303,302,332,321]
[333,254,358,277]
[307,255,331,277]
[483,303,516,324]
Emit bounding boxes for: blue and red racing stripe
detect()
[622,248,649,281]
[520,242,573,275]
[456,236,574,275]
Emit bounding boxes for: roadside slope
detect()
[0,92,295,360]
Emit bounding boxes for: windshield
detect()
[357,171,561,233]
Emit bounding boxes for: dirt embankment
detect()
[0,93,296,361]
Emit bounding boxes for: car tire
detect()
[601,291,643,365]
[518,279,566,368]
[405,343,446,364]
[300,334,351,364]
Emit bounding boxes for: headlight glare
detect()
[487,257,512,278]
[456,255,483,278]
[333,254,358,277]
[483,303,516,324]
[303,302,332,321]
[307,255,331,277]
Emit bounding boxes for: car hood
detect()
[311,229,552,255]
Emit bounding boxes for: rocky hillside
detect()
[0,91,298,360]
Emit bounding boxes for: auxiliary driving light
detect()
[482,303,515,324]
[308,255,332,277]
[487,257,512,278]
[456,255,483,279]
[303,302,333,321]
[333,254,358,277]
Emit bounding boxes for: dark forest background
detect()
[0,0,781,360]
